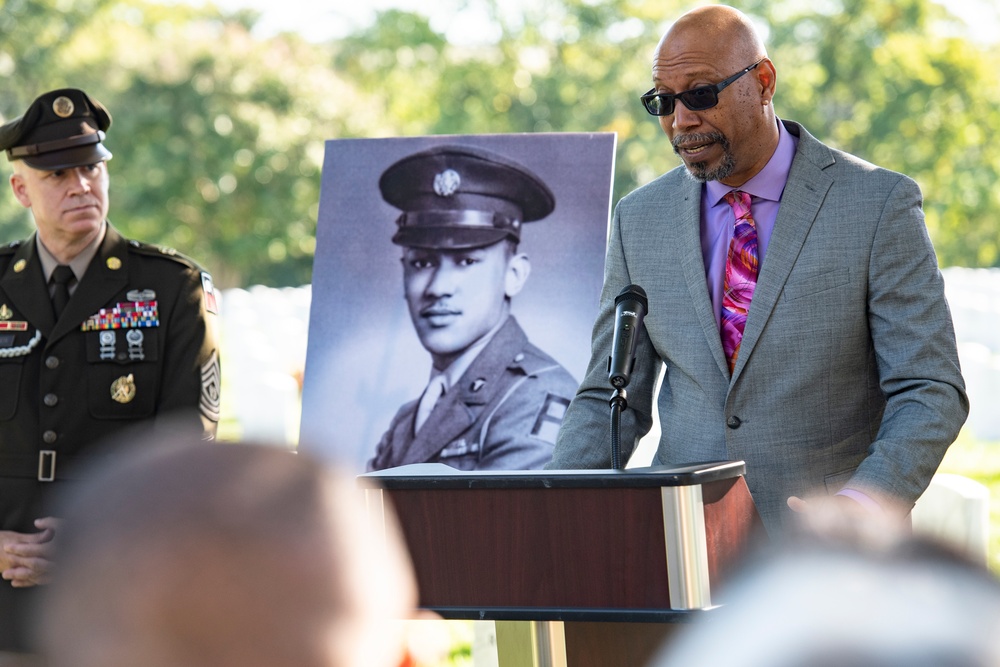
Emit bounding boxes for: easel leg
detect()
[495,621,567,667]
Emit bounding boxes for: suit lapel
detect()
[49,226,129,344]
[398,389,473,466]
[673,178,730,377]
[733,126,835,381]
[1,237,56,335]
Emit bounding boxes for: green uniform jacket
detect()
[0,223,220,651]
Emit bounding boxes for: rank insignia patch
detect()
[200,350,221,422]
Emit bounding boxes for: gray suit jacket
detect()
[548,120,968,532]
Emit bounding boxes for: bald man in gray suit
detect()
[548,5,967,532]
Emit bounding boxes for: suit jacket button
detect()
[45,356,60,369]
[43,430,58,444]
[43,394,59,407]
[726,416,742,429]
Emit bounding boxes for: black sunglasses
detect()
[640,59,764,116]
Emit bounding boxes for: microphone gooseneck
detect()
[608,284,648,470]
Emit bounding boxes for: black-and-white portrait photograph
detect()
[300,133,615,471]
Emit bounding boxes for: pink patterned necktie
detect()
[721,190,758,373]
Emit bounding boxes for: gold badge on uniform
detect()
[0,305,11,321]
[13,259,26,273]
[110,374,136,404]
[106,257,122,270]
[52,96,75,118]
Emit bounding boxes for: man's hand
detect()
[787,494,868,516]
[786,493,913,547]
[1,517,60,588]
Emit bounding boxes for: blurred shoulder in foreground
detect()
[36,430,417,667]
[651,506,1000,667]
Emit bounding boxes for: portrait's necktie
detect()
[414,373,447,434]
[50,264,75,319]
[721,190,759,373]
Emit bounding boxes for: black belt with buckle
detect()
[38,450,56,482]
[0,452,84,481]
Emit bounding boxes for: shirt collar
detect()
[432,314,509,391]
[36,221,107,283]
[705,119,796,206]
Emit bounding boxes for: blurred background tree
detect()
[1,0,997,286]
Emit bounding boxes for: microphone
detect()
[607,284,648,389]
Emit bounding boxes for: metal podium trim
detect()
[661,484,712,609]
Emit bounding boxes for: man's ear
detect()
[756,58,777,104]
[505,253,531,298]
[9,173,31,209]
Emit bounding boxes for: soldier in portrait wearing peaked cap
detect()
[0,88,220,656]
[367,144,579,472]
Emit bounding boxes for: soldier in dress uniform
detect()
[0,88,220,655]
[367,144,578,472]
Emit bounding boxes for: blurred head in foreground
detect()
[36,436,416,667]
[651,508,1000,667]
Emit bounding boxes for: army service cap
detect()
[0,88,112,170]
[380,144,555,250]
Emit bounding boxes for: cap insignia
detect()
[52,96,75,118]
[433,169,461,197]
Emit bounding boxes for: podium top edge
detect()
[359,460,746,490]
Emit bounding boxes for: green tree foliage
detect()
[334,0,685,203]
[747,0,1000,266]
[0,0,348,286]
[0,0,996,286]
[0,0,115,243]
[338,0,1000,268]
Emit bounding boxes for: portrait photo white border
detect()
[300,132,616,470]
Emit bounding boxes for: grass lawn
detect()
[936,429,1000,572]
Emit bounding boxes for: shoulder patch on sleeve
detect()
[201,272,219,314]
[530,393,571,444]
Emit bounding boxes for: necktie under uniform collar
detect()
[50,264,76,319]
[414,373,448,434]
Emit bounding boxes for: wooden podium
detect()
[362,462,763,667]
